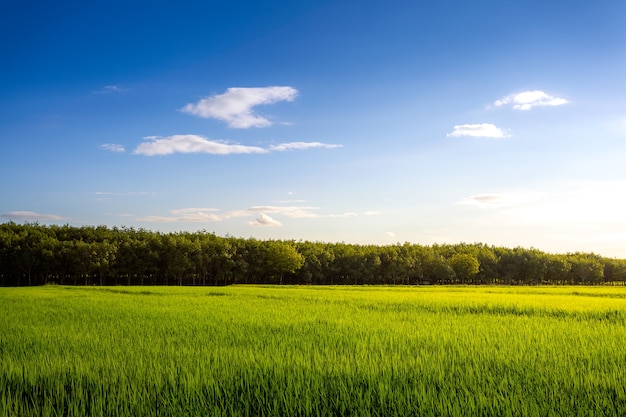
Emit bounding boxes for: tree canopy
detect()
[1,222,625,287]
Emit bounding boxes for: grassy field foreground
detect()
[1,285,625,416]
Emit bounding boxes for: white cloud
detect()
[447,123,510,138]
[94,85,127,94]
[494,90,568,110]
[181,86,298,128]
[328,212,359,218]
[137,208,223,223]
[136,206,311,224]
[100,143,125,152]
[586,233,626,244]
[133,136,341,156]
[269,142,343,151]
[96,191,156,201]
[459,182,626,227]
[249,214,282,227]
[458,194,509,208]
[107,212,133,218]
[95,191,156,196]
[0,211,64,221]
[457,193,542,208]
[502,182,626,225]
[133,135,268,156]
[136,205,379,224]
[245,205,321,218]
[170,208,219,215]
[445,182,626,257]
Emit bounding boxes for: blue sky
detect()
[2,0,626,257]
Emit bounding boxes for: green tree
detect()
[263,241,304,285]
[567,254,604,284]
[545,255,571,284]
[449,253,480,284]
[422,249,455,284]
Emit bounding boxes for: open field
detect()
[1,285,626,416]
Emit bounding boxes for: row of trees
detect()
[1,222,626,287]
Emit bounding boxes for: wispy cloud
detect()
[137,208,223,223]
[457,193,542,208]
[447,123,509,138]
[502,182,626,225]
[132,135,342,156]
[94,85,127,94]
[136,205,379,225]
[586,233,626,244]
[458,194,509,208]
[244,206,321,219]
[269,142,343,151]
[494,90,568,110]
[181,86,298,128]
[327,212,358,218]
[458,182,626,226]
[249,214,282,227]
[100,143,125,152]
[95,191,157,196]
[95,191,156,201]
[0,211,64,221]
[107,212,134,218]
[133,135,267,156]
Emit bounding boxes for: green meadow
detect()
[1,285,625,416]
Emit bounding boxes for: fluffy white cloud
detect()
[181,86,298,128]
[100,143,125,152]
[133,135,267,156]
[494,90,568,110]
[133,136,341,156]
[249,214,282,227]
[269,142,343,151]
[0,211,63,221]
[447,123,509,138]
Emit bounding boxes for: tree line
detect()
[1,222,626,287]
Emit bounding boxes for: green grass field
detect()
[1,285,625,416]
